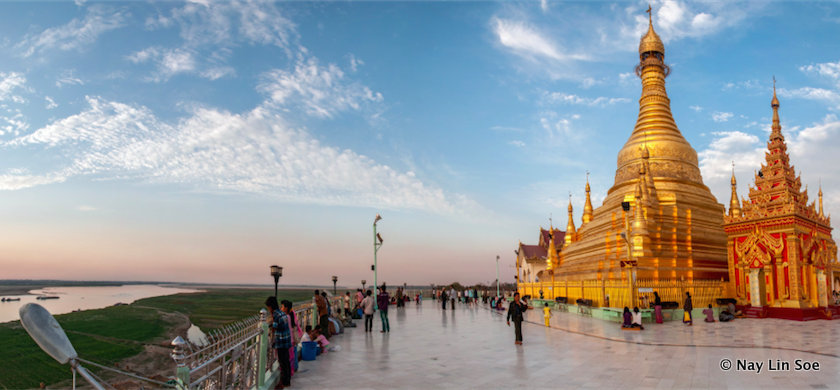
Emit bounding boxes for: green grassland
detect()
[135,288,314,329]
[0,288,313,389]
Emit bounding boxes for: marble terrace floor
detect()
[289,301,839,389]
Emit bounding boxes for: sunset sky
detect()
[1,1,840,286]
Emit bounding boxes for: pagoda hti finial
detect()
[819,180,825,218]
[646,4,652,25]
[729,162,741,217]
[583,171,594,224]
[565,193,576,247]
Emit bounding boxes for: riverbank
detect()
[0,288,313,389]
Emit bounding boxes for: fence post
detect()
[171,336,190,388]
[257,309,269,387]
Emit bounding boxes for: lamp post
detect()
[373,214,383,300]
[270,265,283,298]
[332,276,338,295]
[362,279,366,292]
[496,255,500,297]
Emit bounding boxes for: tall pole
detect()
[496,255,500,297]
[373,214,383,307]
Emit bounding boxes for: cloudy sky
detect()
[1,1,839,286]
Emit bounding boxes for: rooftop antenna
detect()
[19,304,105,390]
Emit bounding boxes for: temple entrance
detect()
[748,269,767,307]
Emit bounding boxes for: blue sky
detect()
[1,1,840,286]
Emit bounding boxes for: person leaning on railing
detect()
[266,296,292,389]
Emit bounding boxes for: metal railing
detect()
[170,298,335,390]
[517,278,726,309]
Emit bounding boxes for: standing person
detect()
[280,300,298,378]
[506,292,528,345]
[450,287,456,310]
[343,292,352,317]
[265,297,291,389]
[653,291,663,324]
[314,290,329,338]
[683,292,693,326]
[396,288,403,308]
[361,290,375,332]
[377,285,391,333]
[441,290,448,310]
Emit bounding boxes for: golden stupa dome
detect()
[638,18,664,54]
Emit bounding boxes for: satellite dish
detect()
[19,303,77,364]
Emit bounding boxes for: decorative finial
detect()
[549,213,553,228]
[646,4,652,25]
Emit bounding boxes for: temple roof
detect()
[539,228,565,249]
[519,244,547,260]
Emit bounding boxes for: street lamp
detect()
[496,255,500,297]
[373,214,383,301]
[332,275,338,295]
[362,279,366,292]
[270,265,283,298]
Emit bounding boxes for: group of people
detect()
[623,291,743,331]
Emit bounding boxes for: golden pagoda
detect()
[523,9,729,309]
[723,83,839,319]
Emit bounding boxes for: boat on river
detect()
[36,296,60,300]
[1,297,21,302]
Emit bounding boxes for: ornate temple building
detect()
[516,226,564,287]
[723,86,840,319]
[516,10,839,318]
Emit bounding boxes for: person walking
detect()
[314,290,329,338]
[506,292,528,345]
[361,290,375,332]
[683,291,693,326]
[377,285,391,333]
[265,296,291,389]
[653,291,663,324]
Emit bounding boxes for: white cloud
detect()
[0,72,27,103]
[543,92,629,106]
[779,87,840,109]
[689,105,702,112]
[712,111,733,122]
[128,47,204,82]
[1,58,465,214]
[258,56,383,119]
[76,205,97,212]
[45,97,58,110]
[492,18,589,63]
[55,70,84,88]
[0,110,29,136]
[509,140,526,148]
[651,0,761,42]
[16,6,127,58]
[800,60,840,86]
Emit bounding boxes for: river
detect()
[0,284,200,323]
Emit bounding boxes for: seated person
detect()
[300,325,313,343]
[308,328,330,353]
[702,304,715,322]
[622,307,632,328]
[719,309,734,322]
[728,302,743,317]
[631,307,644,330]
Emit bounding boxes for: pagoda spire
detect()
[771,76,784,142]
[546,228,559,271]
[565,193,576,247]
[583,171,593,224]
[819,181,825,218]
[729,162,741,217]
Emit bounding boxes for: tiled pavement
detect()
[289,301,839,389]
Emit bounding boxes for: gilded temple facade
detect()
[518,13,730,310]
[723,87,840,319]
